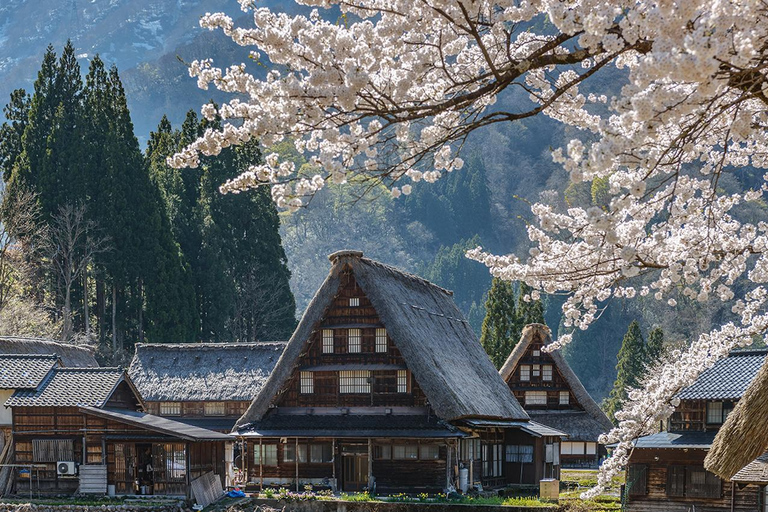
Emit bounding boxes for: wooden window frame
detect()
[348,328,362,353]
[532,364,540,377]
[374,445,391,460]
[310,444,333,463]
[419,445,440,460]
[520,365,530,381]
[300,371,314,394]
[349,297,360,307]
[543,365,553,381]
[375,328,387,353]
[203,402,225,416]
[322,329,334,354]
[254,444,278,466]
[393,444,418,460]
[159,402,181,416]
[397,370,409,393]
[525,390,547,405]
[339,370,371,394]
[559,391,570,405]
[627,464,648,496]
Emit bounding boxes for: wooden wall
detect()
[626,448,760,512]
[144,400,249,418]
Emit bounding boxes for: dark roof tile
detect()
[676,349,768,400]
[5,368,125,407]
[0,354,58,389]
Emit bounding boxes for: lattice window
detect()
[393,445,418,460]
[419,445,440,460]
[348,329,361,353]
[32,439,73,462]
[375,328,387,353]
[505,445,534,463]
[204,402,225,416]
[349,297,360,307]
[397,370,409,393]
[300,371,314,394]
[532,364,540,377]
[322,329,334,354]
[559,391,570,405]
[339,370,370,393]
[707,401,724,424]
[520,365,530,381]
[254,444,277,466]
[586,442,597,455]
[525,391,547,405]
[533,349,541,357]
[543,365,553,381]
[160,402,181,416]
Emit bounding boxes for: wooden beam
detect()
[367,438,373,490]
[295,438,299,492]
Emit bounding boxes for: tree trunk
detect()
[61,283,72,342]
[96,278,105,343]
[83,267,90,339]
[112,284,117,352]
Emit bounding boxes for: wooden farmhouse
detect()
[499,324,613,468]
[4,364,230,497]
[706,347,768,510]
[232,251,566,494]
[128,342,286,433]
[625,348,768,512]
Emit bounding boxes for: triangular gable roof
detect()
[236,251,528,429]
[499,324,612,435]
[129,342,286,402]
[5,367,144,409]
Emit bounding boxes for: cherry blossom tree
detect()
[171,0,768,495]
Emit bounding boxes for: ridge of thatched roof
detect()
[235,251,528,429]
[705,352,768,480]
[129,342,286,402]
[499,324,613,436]
[0,337,97,367]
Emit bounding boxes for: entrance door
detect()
[113,443,137,494]
[341,444,368,491]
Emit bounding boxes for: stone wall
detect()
[245,498,557,512]
[0,503,190,512]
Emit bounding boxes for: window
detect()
[461,439,481,461]
[533,349,540,357]
[419,445,440,460]
[559,391,570,405]
[375,328,387,352]
[374,445,391,460]
[284,444,307,463]
[627,464,648,496]
[532,364,540,377]
[482,444,503,477]
[254,444,277,466]
[160,402,181,416]
[707,401,723,424]
[543,365,553,381]
[300,371,314,394]
[339,370,371,393]
[348,329,361,353]
[586,442,597,455]
[525,391,547,405]
[505,445,534,463]
[686,466,721,498]
[204,402,225,416]
[349,297,360,307]
[520,365,530,381]
[393,445,418,460]
[397,370,409,393]
[562,442,585,455]
[667,465,686,497]
[322,329,334,354]
[310,444,333,463]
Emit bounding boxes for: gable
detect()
[272,269,430,409]
[236,251,528,428]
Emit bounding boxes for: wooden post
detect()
[185,442,191,500]
[295,438,299,492]
[469,439,474,490]
[445,441,452,491]
[367,438,373,491]
[259,438,263,491]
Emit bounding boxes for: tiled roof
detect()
[0,354,58,389]
[5,368,124,407]
[676,349,768,400]
[80,407,232,442]
[632,431,716,450]
[732,453,768,484]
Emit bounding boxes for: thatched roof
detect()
[128,342,286,402]
[499,324,613,439]
[0,336,97,367]
[236,251,528,429]
[705,352,768,479]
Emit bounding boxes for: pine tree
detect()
[605,320,646,423]
[0,88,30,182]
[479,278,518,368]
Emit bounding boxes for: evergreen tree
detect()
[645,326,665,367]
[605,320,646,423]
[479,278,518,369]
[518,282,545,325]
[0,89,30,182]
[422,236,492,313]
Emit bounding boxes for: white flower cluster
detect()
[172,0,768,497]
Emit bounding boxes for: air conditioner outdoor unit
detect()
[57,461,76,476]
